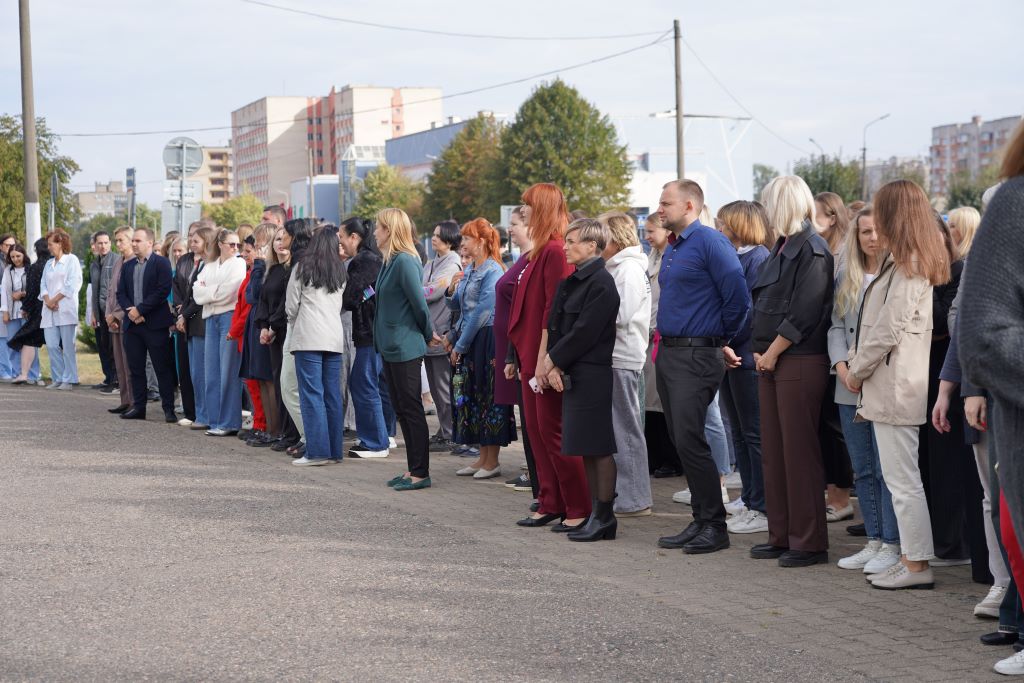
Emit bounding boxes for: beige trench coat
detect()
[848,253,933,426]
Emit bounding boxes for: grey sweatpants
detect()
[611,368,652,513]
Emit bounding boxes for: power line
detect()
[58,31,672,138]
[241,0,665,41]
[678,35,809,156]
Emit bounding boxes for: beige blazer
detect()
[848,253,933,426]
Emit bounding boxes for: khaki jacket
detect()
[848,253,933,426]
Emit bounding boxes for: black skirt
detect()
[7,314,44,350]
[561,361,615,456]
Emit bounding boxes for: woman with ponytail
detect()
[446,218,515,479]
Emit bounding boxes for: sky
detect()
[2,0,1023,211]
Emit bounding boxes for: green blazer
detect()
[373,251,432,362]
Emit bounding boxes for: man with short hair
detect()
[262,205,287,227]
[654,180,751,555]
[89,231,118,390]
[116,228,178,422]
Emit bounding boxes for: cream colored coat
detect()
[848,253,933,426]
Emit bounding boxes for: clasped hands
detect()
[127,306,145,324]
[538,353,566,393]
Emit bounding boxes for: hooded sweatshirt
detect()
[605,245,652,370]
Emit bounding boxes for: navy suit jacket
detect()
[116,254,175,330]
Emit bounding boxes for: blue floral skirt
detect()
[452,326,516,447]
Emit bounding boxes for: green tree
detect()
[493,80,631,215]
[353,164,425,228]
[202,193,263,229]
[422,113,504,225]
[0,114,80,243]
[792,155,863,202]
[947,165,1000,211]
[752,163,779,200]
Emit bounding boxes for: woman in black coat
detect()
[7,239,49,374]
[540,218,621,542]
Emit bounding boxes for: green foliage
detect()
[353,164,425,228]
[422,113,504,225]
[947,165,1000,211]
[0,114,81,243]
[493,80,631,216]
[71,202,160,260]
[792,155,863,202]
[752,163,779,201]
[202,193,263,229]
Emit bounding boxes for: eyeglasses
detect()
[222,241,240,248]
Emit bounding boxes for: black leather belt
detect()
[660,336,723,348]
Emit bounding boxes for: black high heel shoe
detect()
[567,500,617,542]
[516,512,563,528]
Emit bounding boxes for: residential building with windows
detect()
[231,96,313,204]
[930,114,1022,196]
[194,146,233,204]
[75,181,129,220]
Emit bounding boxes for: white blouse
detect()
[1,266,28,333]
[39,253,82,329]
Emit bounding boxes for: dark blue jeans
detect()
[295,351,343,461]
[839,404,899,544]
[351,346,389,451]
[719,367,764,513]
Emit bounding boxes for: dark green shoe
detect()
[393,477,432,491]
[386,474,410,488]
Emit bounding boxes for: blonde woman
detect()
[375,208,434,491]
[947,206,981,259]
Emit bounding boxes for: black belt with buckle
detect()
[660,336,723,348]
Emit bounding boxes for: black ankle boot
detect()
[567,500,616,542]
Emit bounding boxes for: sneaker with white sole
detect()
[291,456,329,466]
[863,543,901,575]
[351,448,389,459]
[672,489,692,505]
[837,539,882,570]
[388,437,398,449]
[995,650,1024,675]
[721,485,730,504]
[727,509,769,534]
[724,497,747,516]
[870,563,934,590]
[177,418,194,426]
[976,584,1008,619]
[866,561,904,583]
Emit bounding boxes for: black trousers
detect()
[174,331,195,421]
[95,316,117,385]
[516,382,539,497]
[125,326,177,414]
[645,411,680,474]
[820,376,853,489]
[655,345,727,528]
[269,336,298,441]
[383,357,430,478]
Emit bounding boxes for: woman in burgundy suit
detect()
[508,183,591,529]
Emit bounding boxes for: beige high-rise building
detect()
[231,96,314,204]
[195,147,233,204]
[75,181,129,221]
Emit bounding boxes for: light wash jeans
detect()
[203,312,242,432]
[873,422,934,561]
[5,319,40,380]
[44,324,78,385]
[611,368,652,513]
[705,391,732,477]
[188,335,208,426]
[281,339,304,440]
[0,332,10,378]
[838,404,898,544]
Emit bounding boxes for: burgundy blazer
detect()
[493,255,529,406]
[507,240,573,378]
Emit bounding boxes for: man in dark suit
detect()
[116,228,178,422]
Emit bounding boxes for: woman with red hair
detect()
[445,218,516,478]
[507,183,591,529]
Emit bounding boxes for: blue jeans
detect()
[203,312,242,431]
[295,350,344,461]
[351,346,389,450]
[188,335,208,426]
[5,319,40,380]
[705,391,732,477]
[0,332,10,378]
[379,364,397,437]
[839,403,899,544]
[720,367,765,512]
[44,324,79,384]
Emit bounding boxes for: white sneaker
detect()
[837,539,882,570]
[388,437,398,449]
[177,418,194,426]
[672,489,692,505]
[721,485,730,504]
[57,383,73,391]
[870,563,934,590]
[351,449,389,458]
[863,543,901,575]
[724,497,747,516]
[976,584,1008,618]
[994,650,1024,675]
[291,456,329,466]
[727,509,768,534]
[242,413,254,430]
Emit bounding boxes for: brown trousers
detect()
[110,331,133,407]
[759,353,829,552]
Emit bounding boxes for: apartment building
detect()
[194,146,233,204]
[231,96,314,204]
[930,114,1022,195]
[75,181,129,221]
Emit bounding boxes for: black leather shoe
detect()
[778,550,829,567]
[516,512,562,528]
[652,466,683,479]
[847,522,866,537]
[108,404,130,414]
[552,521,585,533]
[980,631,1019,646]
[164,411,178,423]
[567,501,617,542]
[750,543,788,559]
[120,408,146,420]
[271,438,297,452]
[683,525,730,554]
[658,521,704,549]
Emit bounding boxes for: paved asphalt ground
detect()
[0,384,1012,681]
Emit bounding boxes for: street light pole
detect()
[19,0,41,247]
[861,113,891,200]
[673,19,684,179]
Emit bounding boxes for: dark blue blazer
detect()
[116,254,175,330]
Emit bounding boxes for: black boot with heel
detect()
[567,500,617,542]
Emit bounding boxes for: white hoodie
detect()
[605,245,652,370]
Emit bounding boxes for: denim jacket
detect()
[447,258,503,354]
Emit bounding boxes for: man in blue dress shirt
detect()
[654,180,751,554]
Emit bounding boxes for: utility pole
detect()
[673,19,685,179]
[861,113,891,200]
[19,0,41,247]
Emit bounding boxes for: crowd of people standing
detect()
[3,121,1024,675]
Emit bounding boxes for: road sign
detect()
[162,137,203,179]
[126,167,136,191]
[163,180,202,204]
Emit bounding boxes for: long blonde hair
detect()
[376,208,419,262]
[834,205,874,318]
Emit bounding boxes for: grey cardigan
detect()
[284,267,345,354]
[827,271,872,406]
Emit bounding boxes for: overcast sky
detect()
[2,0,1022,210]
